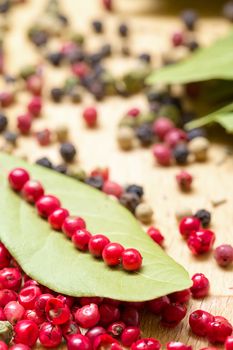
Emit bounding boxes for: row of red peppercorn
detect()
[8,167,143,272]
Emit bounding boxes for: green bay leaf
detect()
[147,31,233,85]
[0,153,191,301]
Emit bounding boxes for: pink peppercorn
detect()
[161,303,187,327]
[21,180,44,204]
[75,303,100,328]
[187,229,215,255]
[152,143,172,166]
[14,320,39,347]
[62,216,86,238]
[152,117,175,139]
[35,128,51,146]
[102,181,123,198]
[17,114,32,135]
[0,243,11,269]
[72,229,92,251]
[48,208,70,231]
[121,326,141,347]
[0,341,7,350]
[83,107,98,127]
[131,338,161,350]
[26,75,43,95]
[39,322,63,348]
[8,168,30,192]
[168,289,191,304]
[147,227,164,246]
[127,108,140,117]
[147,296,170,315]
[214,244,233,267]
[172,32,184,47]
[72,62,90,79]
[164,128,187,148]
[176,171,193,192]
[27,96,42,117]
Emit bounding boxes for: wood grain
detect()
[1,0,233,349]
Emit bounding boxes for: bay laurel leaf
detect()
[0,153,191,301]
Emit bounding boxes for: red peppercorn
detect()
[8,168,30,192]
[187,229,215,255]
[0,268,22,291]
[166,342,192,350]
[168,289,191,304]
[26,74,43,95]
[131,338,161,350]
[36,195,61,218]
[17,114,32,135]
[85,326,107,344]
[0,289,17,307]
[152,144,172,166]
[176,171,193,192]
[179,216,200,239]
[39,322,63,348]
[99,304,120,326]
[72,229,92,251]
[190,273,210,298]
[72,62,90,79]
[161,303,187,327]
[171,32,184,47]
[189,309,214,336]
[4,301,25,324]
[121,248,142,271]
[68,334,92,350]
[27,96,42,117]
[48,208,70,230]
[57,295,75,308]
[18,285,42,309]
[225,335,233,350]
[62,216,86,238]
[75,303,100,328]
[35,128,51,146]
[146,296,170,315]
[214,244,233,267]
[102,243,124,267]
[121,306,139,326]
[62,320,81,340]
[0,243,11,269]
[93,334,120,350]
[107,321,126,338]
[45,297,71,325]
[127,108,140,118]
[207,316,233,344]
[164,128,187,148]
[23,309,45,325]
[147,227,164,246]
[14,320,39,347]
[0,341,7,350]
[89,234,110,258]
[102,0,112,11]
[90,167,109,181]
[121,326,141,347]
[21,180,44,203]
[83,107,98,127]
[0,91,14,108]
[152,117,174,140]
[103,181,123,198]
[35,293,53,317]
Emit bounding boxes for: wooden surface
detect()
[1,1,233,349]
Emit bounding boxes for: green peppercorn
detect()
[158,104,180,124]
[118,116,137,128]
[68,165,86,181]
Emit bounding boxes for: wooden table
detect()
[1,1,233,349]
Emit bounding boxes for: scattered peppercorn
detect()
[136,124,154,146]
[119,192,141,213]
[135,203,153,224]
[85,176,104,190]
[176,171,193,192]
[173,144,189,165]
[118,23,128,37]
[214,244,233,267]
[0,113,8,133]
[35,157,53,169]
[60,142,77,163]
[117,127,135,150]
[50,87,64,103]
[181,9,198,30]
[92,20,103,34]
[125,185,144,199]
[194,209,211,228]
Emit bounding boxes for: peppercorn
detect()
[173,143,189,165]
[69,87,82,103]
[176,170,193,192]
[138,53,151,64]
[135,203,153,224]
[135,124,154,146]
[92,20,103,34]
[85,175,104,190]
[60,142,77,163]
[117,127,135,150]
[100,44,111,58]
[188,137,209,161]
[187,128,206,141]
[125,185,144,199]
[0,113,7,132]
[50,87,64,103]
[47,52,64,66]
[186,40,199,52]
[53,164,67,174]
[121,46,130,56]
[36,157,53,169]
[4,131,18,145]
[119,192,141,213]
[55,125,69,142]
[194,209,211,228]
[68,165,86,182]
[0,321,13,344]
[223,1,233,21]
[0,0,10,14]
[119,116,137,128]
[158,104,180,124]
[181,9,198,30]
[118,23,128,37]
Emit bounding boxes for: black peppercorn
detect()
[57,13,69,26]
[146,91,163,103]
[194,209,211,228]
[47,52,64,66]
[173,143,189,165]
[138,53,151,64]
[60,142,77,162]
[50,88,64,103]
[135,124,154,146]
[187,128,206,141]
[118,23,129,37]
[53,164,67,174]
[30,30,48,47]
[186,40,199,52]
[0,0,10,14]
[119,192,140,213]
[181,9,198,31]
[0,113,8,133]
[85,176,104,190]
[4,131,17,145]
[125,184,144,199]
[36,157,53,169]
[92,20,103,34]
